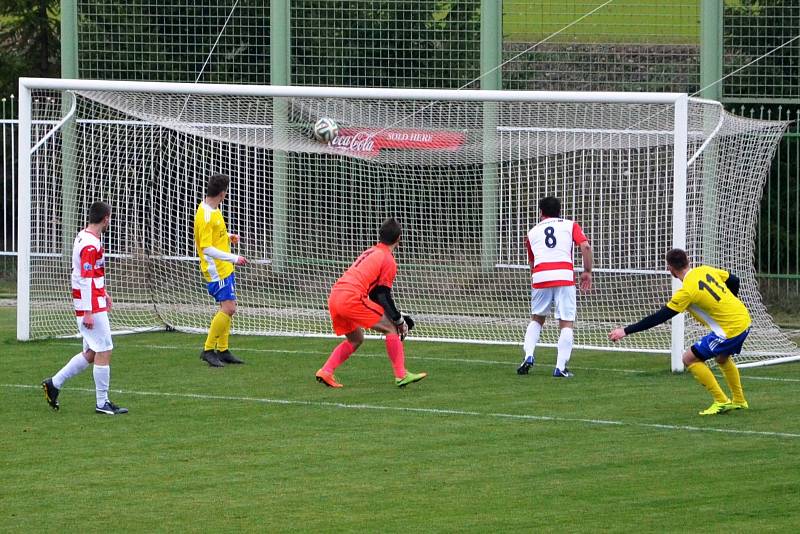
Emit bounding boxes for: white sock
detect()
[556,327,574,371]
[93,365,110,407]
[52,353,90,389]
[523,321,542,360]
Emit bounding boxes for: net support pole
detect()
[61,0,79,78]
[700,0,723,102]
[480,0,502,271]
[270,0,291,271]
[61,0,79,256]
[700,0,723,264]
[16,82,32,341]
[671,95,689,372]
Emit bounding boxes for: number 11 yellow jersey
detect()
[666,265,751,339]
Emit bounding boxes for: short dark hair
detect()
[206,173,230,197]
[379,218,402,245]
[88,201,111,224]
[666,248,689,270]
[539,196,561,218]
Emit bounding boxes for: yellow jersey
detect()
[666,265,751,338]
[194,202,234,282]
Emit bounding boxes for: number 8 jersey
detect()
[525,217,589,288]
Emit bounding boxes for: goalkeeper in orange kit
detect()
[315,218,426,388]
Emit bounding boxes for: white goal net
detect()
[17,80,798,369]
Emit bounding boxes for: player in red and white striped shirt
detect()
[41,201,128,415]
[517,197,593,378]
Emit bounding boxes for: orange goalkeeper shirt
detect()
[332,243,397,297]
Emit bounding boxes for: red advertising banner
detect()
[328,128,466,156]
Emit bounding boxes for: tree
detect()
[0,0,61,96]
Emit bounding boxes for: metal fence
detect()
[2,96,798,290]
[744,104,800,307]
[67,1,799,98]
[1,96,17,260]
[3,1,799,302]
[724,2,800,102]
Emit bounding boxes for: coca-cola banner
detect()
[328,128,466,157]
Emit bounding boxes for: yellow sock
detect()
[687,362,729,404]
[718,358,746,404]
[204,311,229,351]
[216,312,232,352]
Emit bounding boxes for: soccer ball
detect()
[313,117,339,143]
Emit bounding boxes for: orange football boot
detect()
[315,369,344,388]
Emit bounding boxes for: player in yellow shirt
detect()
[609,248,750,415]
[194,173,248,367]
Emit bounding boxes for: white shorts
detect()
[530,285,577,321]
[76,311,114,353]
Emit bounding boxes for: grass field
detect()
[3,306,800,532]
[503,0,699,44]
[0,279,15,299]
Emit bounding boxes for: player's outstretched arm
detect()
[608,306,678,342]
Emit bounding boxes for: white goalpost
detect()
[16,78,798,370]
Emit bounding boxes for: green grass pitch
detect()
[2,307,800,532]
[503,0,700,45]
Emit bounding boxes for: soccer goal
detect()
[16,78,798,370]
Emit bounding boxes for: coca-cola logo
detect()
[329,131,377,154]
[326,127,465,157]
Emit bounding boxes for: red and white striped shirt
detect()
[525,218,589,288]
[71,229,108,316]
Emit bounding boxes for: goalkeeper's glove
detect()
[397,314,415,340]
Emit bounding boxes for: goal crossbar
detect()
[20,77,687,104]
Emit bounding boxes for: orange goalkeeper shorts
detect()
[328,289,385,336]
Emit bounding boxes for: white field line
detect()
[50,341,800,382]
[50,342,646,374]
[5,383,800,439]
[739,375,800,383]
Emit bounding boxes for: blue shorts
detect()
[207,272,236,302]
[691,328,749,361]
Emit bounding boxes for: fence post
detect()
[61,0,80,256]
[480,0,502,271]
[271,0,291,272]
[700,0,723,101]
[699,0,723,267]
